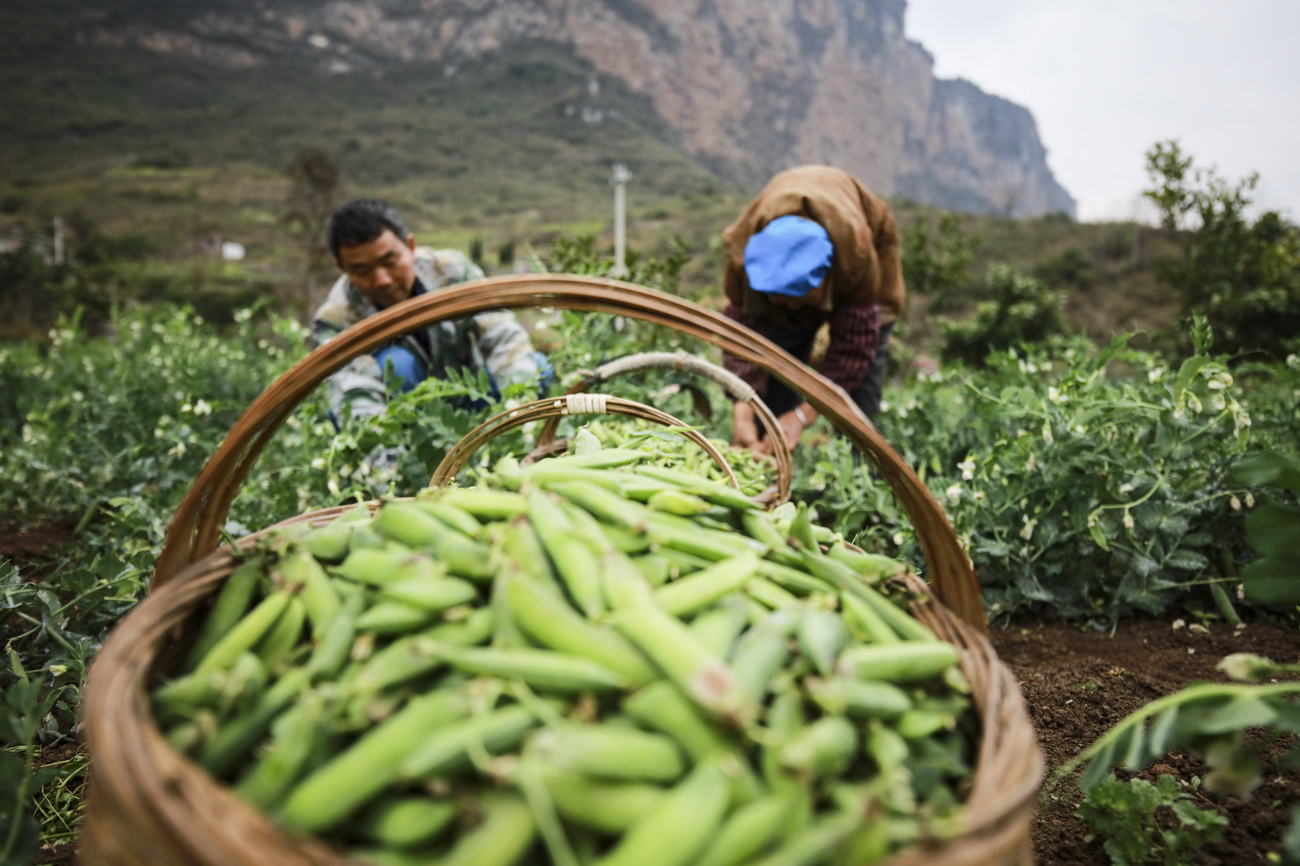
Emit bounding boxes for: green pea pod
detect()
[804,676,912,720]
[253,594,307,672]
[182,554,264,671]
[429,642,632,693]
[786,502,820,553]
[533,764,667,834]
[532,723,685,783]
[549,479,650,530]
[410,497,484,539]
[777,715,858,780]
[839,590,900,645]
[232,688,327,810]
[592,758,730,866]
[693,791,798,866]
[611,604,755,727]
[746,808,861,866]
[633,465,757,512]
[301,520,353,563]
[800,552,939,643]
[353,795,458,849]
[439,791,537,866]
[837,642,959,683]
[687,594,751,658]
[371,500,456,549]
[334,546,443,587]
[730,609,798,701]
[193,589,293,678]
[278,689,471,833]
[436,488,529,521]
[355,600,440,635]
[652,552,761,618]
[525,489,605,616]
[351,608,493,695]
[825,542,908,581]
[196,668,309,776]
[745,576,802,610]
[621,680,763,803]
[795,607,850,676]
[398,703,540,781]
[379,575,479,612]
[503,570,656,685]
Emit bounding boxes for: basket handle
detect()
[154,275,985,632]
[535,351,792,505]
[429,393,740,488]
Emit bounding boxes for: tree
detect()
[1144,140,1300,360]
[284,147,342,308]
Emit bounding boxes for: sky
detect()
[904,1,1300,224]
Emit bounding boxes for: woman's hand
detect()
[732,401,760,451]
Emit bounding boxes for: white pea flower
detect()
[311,458,327,470]
[892,532,905,546]
[1209,393,1226,412]
[168,441,187,458]
[945,484,962,503]
[1048,386,1066,404]
[328,478,342,497]
[193,399,213,416]
[1019,517,1037,541]
[48,664,68,677]
[1207,371,1232,390]
[1119,482,1135,494]
[1229,495,1242,511]
[1186,393,1203,415]
[1245,493,1255,508]
[1041,420,1053,445]
[972,490,986,502]
[1122,512,1135,530]
[958,458,975,481]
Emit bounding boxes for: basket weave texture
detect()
[80,275,1043,865]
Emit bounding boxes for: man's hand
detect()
[732,402,760,450]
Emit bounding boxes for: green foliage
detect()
[1229,451,1300,605]
[900,211,979,311]
[940,263,1070,368]
[800,326,1298,623]
[1144,139,1300,361]
[1076,774,1227,866]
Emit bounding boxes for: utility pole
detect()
[610,163,631,278]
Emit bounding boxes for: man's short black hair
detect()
[327,199,409,260]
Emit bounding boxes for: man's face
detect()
[336,229,417,309]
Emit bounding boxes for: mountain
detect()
[53,0,1074,219]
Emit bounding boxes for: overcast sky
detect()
[904,1,1300,224]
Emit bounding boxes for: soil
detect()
[12,520,1299,866]
[991,615,1300,865]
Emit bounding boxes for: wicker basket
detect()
[528,350,793,506]
[429,392,741,489]
[80,275,1043,865]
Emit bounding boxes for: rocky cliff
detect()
[89,0,1076,217]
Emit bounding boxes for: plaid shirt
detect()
[310,248,539,421]
[722,301,880,397]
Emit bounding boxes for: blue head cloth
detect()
[743,215,833,297]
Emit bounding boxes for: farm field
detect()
[2,277,1298,864]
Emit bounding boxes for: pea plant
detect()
[796,322,1297,625]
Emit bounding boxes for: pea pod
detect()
[592,759,730,866]
[439,791,537,866]
[279,689,471,833]
[532,764,667,834]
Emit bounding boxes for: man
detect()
[720,165,905,455]
[311,198,549,424]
